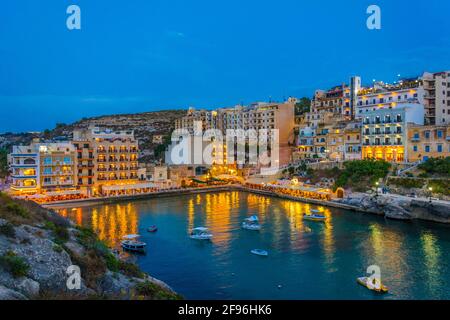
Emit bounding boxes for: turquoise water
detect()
[58,191,450,300]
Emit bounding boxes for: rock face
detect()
[0,219,91,298]
[0,213,177,300]
[337,194,450,223]
[0,285,27,300]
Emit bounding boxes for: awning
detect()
[102,182,157,191]
[45,190,81,196]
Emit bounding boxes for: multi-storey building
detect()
[356,78,423,118]
[407,124,450,162]
[73,127,139,195]
[343,123,362,161]
[361,103,424,162]
[10,142,77,195]
[422,71,450,125]
[173,99,295,167]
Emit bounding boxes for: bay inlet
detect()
[55,191,450,300]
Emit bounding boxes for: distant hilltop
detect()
[0,110,187,163]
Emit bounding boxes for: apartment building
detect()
[361,103,424,162]
[343,123,362,161]
[10,142,77,195]
[73,127,139,195]
[356,78,423,118]
[173,100,295,167]
[407,124,450,162]
[422,71,450,125]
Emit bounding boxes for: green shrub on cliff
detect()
[334,159,391,191]
[418,157,450,177]
[0,148,8,178]
[388,178,426,189]
[428,180,450,196]
[134,281,182,300]
[0,251,30,278]
[0,222,16,238]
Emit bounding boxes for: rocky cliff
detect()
[336,194,450,223]
[0,193,181,300]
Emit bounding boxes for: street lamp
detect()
[375,182,379,197]
[428,187,433,203]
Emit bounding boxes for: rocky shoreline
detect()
[0,194,181,300]
[335,193,450,223]
[238,186,450,224]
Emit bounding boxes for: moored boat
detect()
[251,249,268,256]
[357,277,388,293]
[303,209,326,222]
[147,225,158,232]
[242,215,262,231]
[190,227,213,240]
[121,234,147,253]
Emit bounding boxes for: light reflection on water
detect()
[56,191,450,300]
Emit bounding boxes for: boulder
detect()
[0,285,27,300]
[17,278,40,298]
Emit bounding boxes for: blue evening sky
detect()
[1,0,449,133]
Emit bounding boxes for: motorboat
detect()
[121,234,147,253]
[251,249,268,256]
[242,215,262,231]
[147,225,158,233]
[303,209,326,222]
[190,227,213,240]
[357,277,388,293]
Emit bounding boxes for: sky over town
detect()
[1,0,449,132]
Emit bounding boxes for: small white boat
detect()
[303,209,327,222]
[357,277,388,293]
[242,215,262,231]
[121,234,147,253]
[190,227,213,240]
[251,249,268,256]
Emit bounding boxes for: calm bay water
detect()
[57,191,450,300]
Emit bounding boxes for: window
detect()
[437,145,443,153]
[425,131,431,139]
[425,145,430,152]
[437,130,443,138]
[413,145,418,152]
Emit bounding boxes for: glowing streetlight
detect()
[428,187,433,203]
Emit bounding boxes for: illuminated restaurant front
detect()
[244,181,334,201]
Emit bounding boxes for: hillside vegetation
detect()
[0,193,181,300]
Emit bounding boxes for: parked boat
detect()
[242,215,262,231]
[303,209,326,222]
[357,277,388,293]
[251,249,268,256]
[190,227,213,240]
[121,234,147,253]
[147,225,158,233]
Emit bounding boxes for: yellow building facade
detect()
[407,124,450,162]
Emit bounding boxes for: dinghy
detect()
[251,249,268,256]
